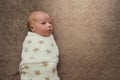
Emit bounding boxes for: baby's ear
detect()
[29,25,35,32]
[27,23,30,30]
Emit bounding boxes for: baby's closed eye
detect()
[41,22,46,25]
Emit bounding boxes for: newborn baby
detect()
[19,11,60,80]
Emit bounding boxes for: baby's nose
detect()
[47,23,52,28]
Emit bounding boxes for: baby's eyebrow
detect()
[49,19,52,22]
[49,21,51,23]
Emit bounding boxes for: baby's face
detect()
[29,12,53,37]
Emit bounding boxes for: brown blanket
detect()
[0,0,120,80]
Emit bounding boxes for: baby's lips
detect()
[48,29,52,32]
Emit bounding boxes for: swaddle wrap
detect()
[19,32,60,80]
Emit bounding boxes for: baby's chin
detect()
[41,32,52,37]
[34,31,52,37]
[44,31,53,37]
[44,34,52,37]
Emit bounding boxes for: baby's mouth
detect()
[48,29,52,32]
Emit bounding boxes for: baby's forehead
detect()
[28,11,49,21]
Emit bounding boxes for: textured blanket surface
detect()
[0,0,120,80]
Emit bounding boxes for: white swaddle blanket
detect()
[19,32,60,80]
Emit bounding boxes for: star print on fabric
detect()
[28,40,32,44]
[52,68,56,74]
[24,65,29,70]
[50,43,55,47]
[22,71,26,75]
[46,49,51,54]
[41,61,48,67]
[38,40,44,44]
[45,76,50,80]
[29,57,34,59]
[33,48,40,52]
[35,70,41,76]
[28,78,32,80]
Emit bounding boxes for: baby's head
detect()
[27,11,53,37]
